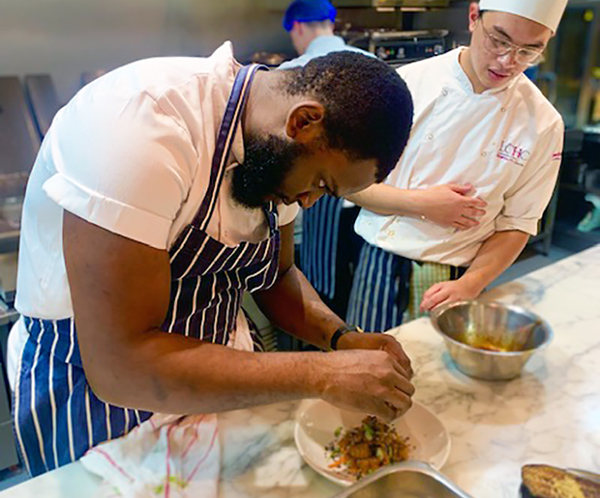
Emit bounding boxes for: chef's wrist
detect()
[458,272,486,297]
[329,324,363,351]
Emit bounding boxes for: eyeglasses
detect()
[478,19,545,67]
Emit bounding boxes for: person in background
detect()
[278,0,374,318]
[280,0,482,319]
[346,0,567,331]
[279,0,372,71]
[7,45,415,476]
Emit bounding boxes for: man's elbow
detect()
[84,360,140,408]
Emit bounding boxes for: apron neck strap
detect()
[195,64,267,231]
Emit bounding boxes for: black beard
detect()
[231,134,304,209]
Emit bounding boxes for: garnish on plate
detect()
[325,415,411,479]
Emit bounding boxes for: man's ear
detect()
[468,2,480,32]
[286,102,325,143]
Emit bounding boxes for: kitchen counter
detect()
[2,245,600,498]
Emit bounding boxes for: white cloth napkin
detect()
[81,413,220,498]
[80,312,255,498]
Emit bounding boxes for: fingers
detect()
[453,218,477,230]
[355,357,415,422]
[465,206,486,218]
[390,353,413,381]
[371,401,399,423]
[454,206,485,229]
[381,339,413,378]
[423,282,444,300]
[471,197,488,209]
[371,389,413,422]
[447,183,473,195]
[469,197,488,208]
[421,286,450,312]
[431,296,452,310]
[383,388,413,418]
[391,365,415,397]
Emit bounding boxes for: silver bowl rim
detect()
[430,300,554,357]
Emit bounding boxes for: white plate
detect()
[294,400,451,486]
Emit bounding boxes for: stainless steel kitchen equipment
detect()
[24,74,62,139]
[430,301,553,381]
[334,0,449,8]
[0,303,20,472]
[343,28,447,67]
[0,76,40,255]
[332,461,473,498]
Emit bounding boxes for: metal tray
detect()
[332,461,473,498]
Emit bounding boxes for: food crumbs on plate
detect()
[325,415,411,479]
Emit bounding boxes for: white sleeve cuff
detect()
[43,173,172,250]
[495,215,539,236]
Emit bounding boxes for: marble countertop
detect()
[3,245,600,498]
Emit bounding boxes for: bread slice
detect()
[522,465,600,498]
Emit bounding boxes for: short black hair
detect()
[281,51,413,182]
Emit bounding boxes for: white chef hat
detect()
[479,0,568,33]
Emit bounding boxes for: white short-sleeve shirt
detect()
[355,48,564,267]
[14,41,298,321]
[8,42,301,389]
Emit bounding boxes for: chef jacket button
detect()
[426,133,434,141]
[501,107,507,112]
[481,151,487,157]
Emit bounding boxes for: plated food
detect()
[294,399,451,486]
[326,415,412,479]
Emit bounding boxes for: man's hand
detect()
[416,184,487,230]
[320,350,415,422]
[420,231,529,313]
[337,332,413,378]
[420,278,481,312]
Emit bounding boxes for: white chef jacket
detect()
[355,48,564,267]
[7,42,298,388]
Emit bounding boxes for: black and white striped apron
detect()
[13,64,280,477]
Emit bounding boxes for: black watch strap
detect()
[329,324,362,351]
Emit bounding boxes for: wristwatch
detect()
[329,324,363,351]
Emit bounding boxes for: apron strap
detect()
[193,64,266,231]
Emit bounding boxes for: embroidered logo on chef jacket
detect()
[497,140,531,167]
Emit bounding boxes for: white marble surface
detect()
[2,245,600,498]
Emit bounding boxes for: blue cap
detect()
[283,0,337,32]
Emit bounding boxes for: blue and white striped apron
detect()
[299,196,343,300]
[298,198,363,318]
[13,64,280,477]
[346,242,465,332]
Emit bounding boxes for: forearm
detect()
[87,330,328,413]
[252,264,345,350]
[461,230,530,294]
[346,184,422,217]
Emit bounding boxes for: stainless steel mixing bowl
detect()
[430,301,553,381]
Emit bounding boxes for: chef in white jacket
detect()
[346,0,567,331]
